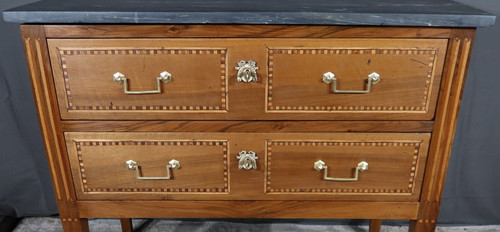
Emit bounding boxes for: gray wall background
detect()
[0,0,499,225]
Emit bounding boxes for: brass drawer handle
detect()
[322,72,380,94]
[113,71,172,95]
[125,159,180,180]
[314,160,368,182]
[235,60,259,83]
[237,150,258,170]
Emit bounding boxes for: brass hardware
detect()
[235,60,259,83]
[237,151,258,170]
[322,72,380,94]
[125,159,180,180]
[113,71,172,95]
[314,160,368,182]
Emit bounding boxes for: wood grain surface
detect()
[20,24,477,232]
[66,132,428,202]
[265,134,430,200]
[409,29,476,232]
[21,25,89,232]
[43,25,453,39]
[61,120,435,133]
[78,201,419,219]
[49,38,446,120]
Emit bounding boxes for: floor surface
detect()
[11,217,500,232]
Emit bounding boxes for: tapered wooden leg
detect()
[369,219,382,232]
[22,25,90,232]
[408,31,475,232]
[61,218,89,232]
[120,218,133,232]
[409,219,437,232]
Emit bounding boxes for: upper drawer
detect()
[48,38,446,120]
[48,39,229,120]
[266,39,447,120]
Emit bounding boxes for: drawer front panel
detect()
[265,133,430,200]
[66,132,229,200]
[66,132,428,201]
[49,39,446,121]
[267,39,447,119]
[49,39,228,119]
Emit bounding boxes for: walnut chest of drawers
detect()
[4,0,495,231]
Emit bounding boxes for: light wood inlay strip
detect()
[435,38,471,199]
[24,38,62,200]
[424,38,461,201]
[411,29,476,231]
[36,39,72,201]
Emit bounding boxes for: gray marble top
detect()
[2,0,496,27]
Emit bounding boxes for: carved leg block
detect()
[61,218,89,232]
[409,219,437,232]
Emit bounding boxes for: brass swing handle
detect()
[314,160,368,182]
[125,159,180,180]
[322,72,380,94]
[113,71,172,95]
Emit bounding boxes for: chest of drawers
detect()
[4,0,495,231]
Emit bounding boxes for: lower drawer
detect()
[65,132,429,201]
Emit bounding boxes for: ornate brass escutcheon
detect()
[237,150,258,170]
[235,60,259,83]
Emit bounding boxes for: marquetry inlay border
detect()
[267,48,438,112]
[25,37,71,201]
[58,48,228,111]
[265,140,422,194]
[74,140,229,193]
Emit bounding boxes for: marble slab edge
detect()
[2,11,496,27]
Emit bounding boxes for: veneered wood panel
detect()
[267,39,447,119]
[21,23,477,231]
[66,132,429,202]
[50,38,446,120]
[265,133,430,201]
[48,39,228,118]
[78,201,419,219]
[43,25,452,39]
[61,120,434,133]
[66,132,229,200]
